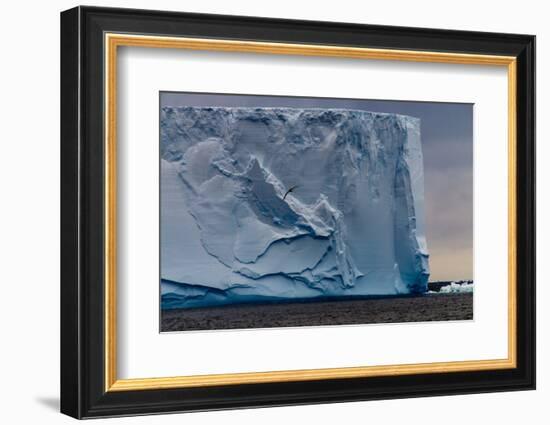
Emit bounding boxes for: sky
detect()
[160,92,473,282]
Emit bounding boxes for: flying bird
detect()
[283,184,299,200]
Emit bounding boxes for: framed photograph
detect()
[60,6,535,419]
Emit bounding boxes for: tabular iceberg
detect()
[160,106,429,309]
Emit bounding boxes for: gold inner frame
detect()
[104,33,517,392]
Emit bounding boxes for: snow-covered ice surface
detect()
[160,107,430,309]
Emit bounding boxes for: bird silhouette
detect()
[283,184,299,200]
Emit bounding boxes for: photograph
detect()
[159,92,474,332]
[56,4,536,420]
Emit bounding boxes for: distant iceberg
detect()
[160,107,429,309]
[429,281,474,294]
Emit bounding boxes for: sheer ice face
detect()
[160,107,429,309]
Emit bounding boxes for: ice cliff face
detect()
[160,106,429,309]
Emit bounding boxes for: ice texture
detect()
[160,106,429,309]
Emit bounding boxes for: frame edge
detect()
[60,6,83,420]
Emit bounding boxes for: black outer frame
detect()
[60,5,535,419]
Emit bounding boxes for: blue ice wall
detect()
[160,107,429,309]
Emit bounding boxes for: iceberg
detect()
[160,106,429,309]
